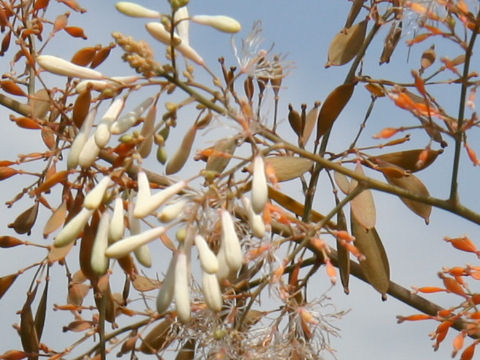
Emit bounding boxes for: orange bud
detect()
[0,166,18,180]
[396,314,431,323]
[460,343,476,360]
[373,127,399,139]
[452,332,466,357]
[0,80,26,96]
[444,236,479,255]
[64,26,87,39]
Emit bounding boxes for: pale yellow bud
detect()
[83,176,112,210]
[78,134,100,168]
[90,212,110,275]
[157,199,187,223]
[174,6,190,46]
[241,196,266,238]
[109,197,125,242]
[37,55,104,79]
[174,251,191,322]
[76,76,138,94]
[134,244,152,267]
[95,97,125,148]
[134,180,187,218]
[110,97,154,135]
[156,254,176,313]
[105,226,166,258]
[221,210,243,271]
[136,171,151,204]
[194,235,218,274]
[116,1,161,18]
[251,155,268,214]
[202,271,223,312]
[215,244,230,282]
[191,15,241,33]
[54,208,94,247]
[67,108,97,169]
[176,227,187,243]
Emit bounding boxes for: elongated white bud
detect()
[134,180,186,219]
[83,176,112,210]
[110,97,154,135]
[37,55,104,79]
[251,155,268,214]
[174,251,191,322]
[194,235,218,274]
[95,97,125,148]
[174,6,189,46]
[109,197,125,242]
[90,212,110,275]
[146,22,205,66]
[156,254,176,313]
[136,171,151,204]
[134,243,152,267]
[105,226,165,258]
[221,210,243,271]
[116,1,161,18]
[215,244,230,282]
[75,76,138,94]
[202,271,223,312]
[241,196,266,238]
[67,108,97,169]
[191,15,241,33]
[157,199,187,223]
[138,103,157,158]
[54,208,94,247]
[78,134,100,168]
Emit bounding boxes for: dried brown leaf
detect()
[205,137,237,175]
[327,20,367,67]
[345,0,365,28]
[43,200,67,238]
[8,202,39,235]
[350,163,376,230]
[140,318,174,354]
[336,208,350,294]
[0,236,24,248]
[371,148,442,172]
[380,21,402,64]
[132,275,162,292]
[301,102,321,147]
[334,170,351,195]
[0,273,18,300]
[265,156,313,182]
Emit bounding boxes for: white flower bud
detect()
[95,97,125,148]
[67,108,97,169]
[191,15,241,33]
[116,2,161,18]
[251,155,268,214]
[90,211,110,275]
[105,226,165,258]
[78,134,100,168]
[37,55,104,79]
[157,199,187,223]
[215,244,230,282]
[156,254,176,313]
[194,235,218,274]
[146,22,205,66]
[174,251,190,322]
[174,6,189,46]
[109,197,125,242]
[136,171,151,204]
[54,208,94,247]
[241,196,266,238]
[202,271,223,312]
[83,176,112,210]
[138,103,157,158]
[221,210,243,271]
[76,76,137,94]
[134,180,186,219]
[110,96,154,135]
[134,244,152,267]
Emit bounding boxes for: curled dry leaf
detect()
[351,214,390,299]
[265,156,313,182]
[327,20,367,67]
[384,173,432,224]
[20,291,39,355]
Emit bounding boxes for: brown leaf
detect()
[351,214,390,299]
[29,89,50,119]
[71,46,97,66]
[327,20,367,67]
[41,127,56,150]
[380,21,402,65]
[166,125,197,175]
[384,173,432,224]
[72,89,91,128]
[0,236,24,248]
[300,101,321,147]
[204,137,237,175]
[371,148,443,172]
[34,280,48,341]
[0,273,18,300]
[64,26,87,39]
[420,44,436,73]
[0,80,26,97]
[67,283,90,306]
[43,200,67,238]
[0,166,18,180]
[334,170,351,195]
[132,275,162,292]
[20,290,39,356]
[336,208,350,294]
[140,318,174,354]
[350,163,376,230]
[47,242,74,264]
[0,30,11,56]
[316,83,355,140]
[0,350,28,360]
[31,170,69,196]
[79,219,97,281]
[8,202,39,235]
[265,156,313,182]
[62,320,93,332]
[176,339,195,360]
[345,0,365,28]
[288,104,302,137]
[90,43,114,69]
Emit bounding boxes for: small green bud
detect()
[156,145,168,164]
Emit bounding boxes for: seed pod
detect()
[109,197,125,242]
[37,55,104,79]
[191,15,241,33]
[221,210,243,272]
[156,254,176,313]
[90,212,110,275]
[241,196,265,238]
[54,207,94,247]
[78,134,100,168]
[134,180,186,219]
[288,104,302,137]
[205,137,237,175]
[8,202,39,235]
[327,20,367,67]
[67,108,97,169]
[83,176,111,210]
[194,235,218,274]
[146,22,205,66]
[174,5,189,46]
[95,97,124,148]
[157,199,187,223]
[174,251,191,322]
[105,226,165,259]
[110,97,154,135]
[251,155,268,214]
[140,318,174,354]
[115,1,161,18]
[202,271,222,311]
[166,125,197,175]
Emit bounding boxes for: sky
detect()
[1,0,480,359]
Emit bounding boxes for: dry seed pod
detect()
[241,196,265,238]
[157,199,187,223]
[166,125,197,175]
[95,97,125,148]
[8,202,39,235]
[140,318,174,354]
[288,104,302,137]
[174,250,191,323]
[264,156,313,182]
[301,102,321,146]
[90,212,110,275]
[43,201,68,238]
[134,180,186,218]
[370,148,443,173]
[191,15,241,33]
[110,97,154,134]
[327,20,367,67]
[420,44,436,74]
[221,210,243,272]
[205,137,237,175]
[194,235,218,274]
[78,134,100,168]
[116,1,161,18]
[54,207,94,247]
[67,108,97,169]
[251,155,268,214]
[380,21,402,65]
[105,226,165,259]
[174,6,190,46]
[156,254,176,313]
[83,176,112,210]
[71,46,97,66]
[202,271,222,311]
[37,55,104,79]
[109,197,125,242]
[350,163,376,230]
